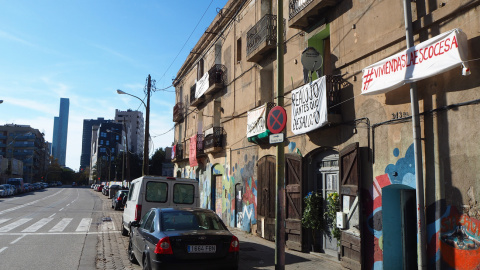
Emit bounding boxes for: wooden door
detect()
[285,154,303,251]
[339,143,362,270]
[256,156,276,241]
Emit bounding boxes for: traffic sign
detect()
[269,133,284,144]
[267,106,287,134]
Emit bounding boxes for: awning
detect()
[361,29,469,95]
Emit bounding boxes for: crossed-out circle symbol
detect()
[267,106,287,134]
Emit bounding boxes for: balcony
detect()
[203,127,225,154]
[247,14,282,63]
[190,84,204,106]
[288,0,337,30]
[325,74,343,122]
[204,64,227,97]
[172,143,184,162]
[196,134,205,157]
[173,102,184,123]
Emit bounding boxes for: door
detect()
[339,143,362,270]
[235,184,243,228]
[256,156,276,241]
[215,175,223,217]
[402,189,417,269]
[285,154,303,251]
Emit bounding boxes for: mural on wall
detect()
[365,144,416,270]
[365,143,480,270]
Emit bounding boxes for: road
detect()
[0,186,104,270]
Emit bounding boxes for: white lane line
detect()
[0,190,64,216]
[66,204,70,207]
[59,208,64,212]
[0,247,7,253]
[0,218,32,232]
[49,218,72,232]
[0,231,121,236]
[75,218,92,232]
[48,213,56,218]
[22,218,53,232]
[10,234,26,244]
[0,218,11,225]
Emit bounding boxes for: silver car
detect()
[0,185,7,197]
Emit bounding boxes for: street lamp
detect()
[117,74,152,176]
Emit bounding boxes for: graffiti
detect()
[237,204,254,231]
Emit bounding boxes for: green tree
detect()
[149,147,166,176]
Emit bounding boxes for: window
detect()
[100,132,107,137]
[139,210,151,227]
[106,141,110,146]
[100,140,104,145]
[197,58,204,80]
[128,183,137,201]
[236,38,242,63]
[143,211,156,232]
[161,211,226,231]
[145,182,168,202]
[116,135,120,141]
[173,184,195,204]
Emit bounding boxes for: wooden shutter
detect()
[339,143,362,270]
[256,156,276,241]
[285,153,303,251]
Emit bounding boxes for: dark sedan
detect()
[111,190,129,210]
[128,208,239,270]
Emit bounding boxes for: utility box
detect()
[337,212,347,229]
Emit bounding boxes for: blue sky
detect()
[0,0,229,171]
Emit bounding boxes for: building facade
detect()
[52,98,69,166]
[80,118,113,171]
[115,109,144,157]
[172,0,480,269]
[89,122,123,183]
[0,124,47,183]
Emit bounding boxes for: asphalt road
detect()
[0,186,103,270]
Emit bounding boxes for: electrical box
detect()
[336,212,347,229]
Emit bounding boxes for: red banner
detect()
[189,135,198,167]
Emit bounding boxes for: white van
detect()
[121,176,199,236]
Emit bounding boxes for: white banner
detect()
[195,72,209,98]
[291,76,328,135]
[247,104,267,138]
[362,29,468,95]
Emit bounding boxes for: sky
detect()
[0,0,229,171]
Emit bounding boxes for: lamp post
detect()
[117,75,152,176]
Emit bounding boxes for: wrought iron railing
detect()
[204,127,224,150]
[325,75,342,114]
[173,102,184,122]
[190,84,196,104]
[173,143,183,160]
[208,64,227,86]
[289,0,314,20]
[247,14,277,56]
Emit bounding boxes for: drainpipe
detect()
[403,0,427,269]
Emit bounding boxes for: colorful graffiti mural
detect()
[366,143,480,270]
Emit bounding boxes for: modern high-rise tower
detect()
[80,118,113,171]
[52,98,69,167]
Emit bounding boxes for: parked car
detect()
[96,185,104,192]
[112,190,129,210]
[0,185,6,197]
[122,176,199,236]
[3,184,14,196]
[128,208,239,270]
[102,185,109,195]
[7,178,24,193]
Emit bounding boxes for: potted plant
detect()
[301,191,324,252]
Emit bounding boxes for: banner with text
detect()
[247,104,267,138]
[362,29,468,95]
[189,135,198,167]
[195,72,209,99]
[291,76,328,135]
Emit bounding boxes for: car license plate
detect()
[187,245,216,253]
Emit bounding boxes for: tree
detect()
[150,148,166,176]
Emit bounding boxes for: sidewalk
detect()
[230,227,344,270]
[93,189,343,269]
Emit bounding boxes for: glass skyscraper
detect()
[52,98,69,166]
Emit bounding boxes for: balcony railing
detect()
[247,14,281,62]
[204,64,227,96]
[325,75,342,115]
[288,0,338,30]
[173,102,184,122]
[190,84,204,106]
[172,143,184,162]
[203,127,225,154]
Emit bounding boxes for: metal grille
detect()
[173,102,184,122]
[204,127,224,149]
[196,134,204,155]
[174,143,183,160]
[246,14,277,56]
[208,64,227,86]
[289,0,314,20]
[190,85,196,104]
[325,75,342,114]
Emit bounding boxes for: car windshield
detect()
[161,211,227,231]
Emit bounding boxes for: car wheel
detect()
[128,237,138,264]
[121,220,129,236]
[143,254,152,270]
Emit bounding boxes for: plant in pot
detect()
[301,191,324,252]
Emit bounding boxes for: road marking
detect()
[0,247,7,253]
[0,231,121,236]
[0,190,64,216]
[0,218,11,225]
[59,208,64,212]
[22,218,53,232]
[10,234,26,244]
[48,213,56,218]
[49,218,72,232]
[0,218,32,232]
[75,218,92,232]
